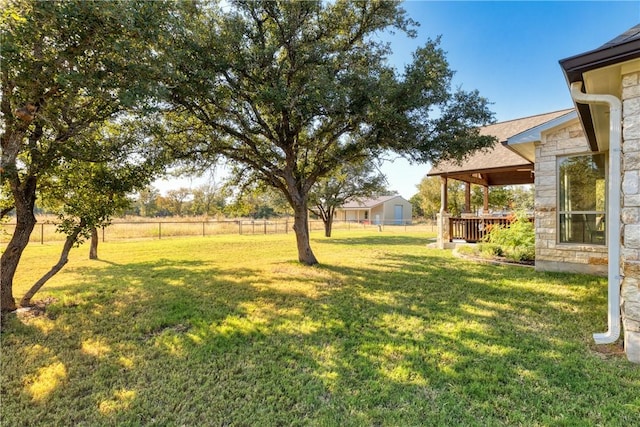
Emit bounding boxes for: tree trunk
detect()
[322,209,334,238]
[1,179,37,312]
[89,227,99,259]
[323,218,332,238]
[292,202,318,265]
[20,220,85,307]
[0,214,35,312]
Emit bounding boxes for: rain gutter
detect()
[569,81,622,344]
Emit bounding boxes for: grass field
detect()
[1,231,639,425]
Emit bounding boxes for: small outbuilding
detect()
[334,195,412,225]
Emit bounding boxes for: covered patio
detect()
[428,110,572,247]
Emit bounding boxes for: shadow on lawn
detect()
[316,234,433,246]
[2,241,636,426]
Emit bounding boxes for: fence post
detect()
[41,223,44,245]
[285,219,288,234]
[239,220,242,235]
[159,222,162,239]
[202,222,205,237]
[264,219,267,234]
[102,226,105,243]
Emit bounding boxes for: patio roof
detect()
[428,109,574,186]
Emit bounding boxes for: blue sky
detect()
[157,1,640,199]
[380,0,640,198]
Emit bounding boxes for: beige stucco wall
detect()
[336,209,366,222]
[377,197,412,224]
[621,69,640,362]
[334,197,413,225]
[534,119,608,275]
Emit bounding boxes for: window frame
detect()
[556,152,607,246]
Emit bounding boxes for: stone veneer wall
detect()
[621,70,640,363]
[534,120,608,275]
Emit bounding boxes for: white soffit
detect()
[583,58,640,151]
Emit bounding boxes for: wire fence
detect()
[1,219,437,245]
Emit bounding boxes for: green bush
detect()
[509,246,535,262]
[484,212,535,262]
[479,243,503,257]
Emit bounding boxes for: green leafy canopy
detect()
[162,0,496,263]
[164,0,496,198]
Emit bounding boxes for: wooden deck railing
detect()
[449,216,518,243]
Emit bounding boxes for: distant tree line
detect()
[128,183,291,219]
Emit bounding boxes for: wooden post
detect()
[464,182,471,213]
[483,186,489,215]
[440,177,448,213]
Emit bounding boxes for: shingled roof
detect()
[428,109,573,184]
[560,24,640,84]
[340,194,406,209]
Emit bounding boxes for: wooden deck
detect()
[449,216,520,243]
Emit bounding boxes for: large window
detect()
[558,153,606,245]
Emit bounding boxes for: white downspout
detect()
[569,81,622,344]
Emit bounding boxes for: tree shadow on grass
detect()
[2,248,637,426]
[315,235,433,247]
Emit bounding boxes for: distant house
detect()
[334,195,412,225]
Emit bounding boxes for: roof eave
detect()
[559,38,640,151]
[560,39,640,83]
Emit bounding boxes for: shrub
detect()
[510,246,535,263]
[479,243,503,257]
[484,211,535,262]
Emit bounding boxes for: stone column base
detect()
[436,212,450,249]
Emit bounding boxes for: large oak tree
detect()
[165,0,496,265]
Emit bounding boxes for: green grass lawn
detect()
[2,232,639,426]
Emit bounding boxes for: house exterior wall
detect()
[534,119,608,275]
[371,206,384,224]
[621,68,640,362]
[334,197,413,225]
[335,209,368,222]
[378,198,413,225]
